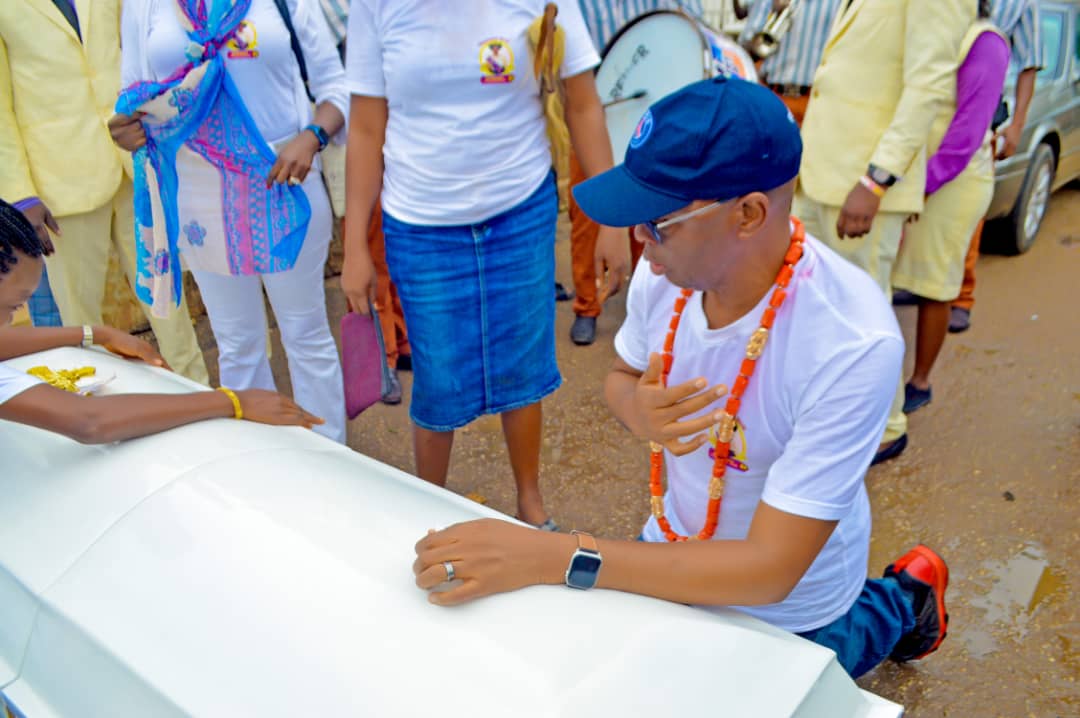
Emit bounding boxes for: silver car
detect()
[985,0,1080,254]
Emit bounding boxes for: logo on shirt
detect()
[479,38,515,84]
[707,418,750,473]
[629,109,653,149]
[226,21,259,59]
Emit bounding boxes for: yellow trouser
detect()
[793,191,907,443]
[44,177,209,384]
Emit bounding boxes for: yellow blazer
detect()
[799,0,975,214]
[0,0,128,217]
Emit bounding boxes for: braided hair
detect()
[0,198,46,275]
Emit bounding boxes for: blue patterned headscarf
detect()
[116,0,310,315]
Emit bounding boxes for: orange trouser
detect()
[775,92,810,128]
[953,220,982,310]
[568,152,643,317]
[345,207,410,365]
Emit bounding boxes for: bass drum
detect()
[596,11,758,163]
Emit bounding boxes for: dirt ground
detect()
[194,189,1079,716]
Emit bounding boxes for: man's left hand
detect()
[836,181,882,239]
[267,131,320,188]
[595,225,631,304]
[413,518,571,606]
[96,326,171,370]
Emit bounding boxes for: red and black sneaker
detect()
[884,544,950,662]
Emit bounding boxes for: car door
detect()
[1060,4,1080,183]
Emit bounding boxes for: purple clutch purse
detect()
[340,306,391,419]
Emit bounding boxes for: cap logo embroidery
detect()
[629,109,653,149]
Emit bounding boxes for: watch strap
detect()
[571,530,598,553]
[305,124,329,150]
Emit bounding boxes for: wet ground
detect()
[195,189,1079,716]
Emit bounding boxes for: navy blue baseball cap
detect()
[573,76,802,227]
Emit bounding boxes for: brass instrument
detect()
[744,0,800,61]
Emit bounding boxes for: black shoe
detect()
[570,315,597,345]
[396,354,412,372]
[903,383,932,414]
[555,282,574,302]
[871,433,907,466]
[948,307,971,333]
[885,544,950,662]
[381,368,402,405]
[892,289,920,306]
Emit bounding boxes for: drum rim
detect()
[598,8,709,60]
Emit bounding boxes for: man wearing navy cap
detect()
[414,77,951,679]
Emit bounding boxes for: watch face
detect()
[870,166,894,186]
[567,553,602,588]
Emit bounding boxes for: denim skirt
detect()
[382,173,562,431]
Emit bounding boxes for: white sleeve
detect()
[344,0,384,97]
[557,1,601,78]
[762,335,904,521]
[613,260,653,373]
[288,0,349,139]
[120,0,152,88]
[0,364,41,406]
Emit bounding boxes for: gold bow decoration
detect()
[27,365,96,393]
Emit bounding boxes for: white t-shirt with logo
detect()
[614,235,904,633]
[0,364,40,407]
[345,1,600,226]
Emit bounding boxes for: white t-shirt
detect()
[346,1,601,225]
[614,235,904,633]
[0,364,40,406]
[121,0,349,146]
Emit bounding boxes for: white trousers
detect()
[191,173,346,443]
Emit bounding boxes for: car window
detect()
[1006,9,1065,82]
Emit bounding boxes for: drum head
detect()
[596,12,708,164]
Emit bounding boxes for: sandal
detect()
[517,516,561,532]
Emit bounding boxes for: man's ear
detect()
[736,192,769,238]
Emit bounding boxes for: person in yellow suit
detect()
[0,0,208,383]
[794,0,974,465]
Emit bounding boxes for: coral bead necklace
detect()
[649,217,806,542]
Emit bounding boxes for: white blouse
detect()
[121,0,348,146]
[346,0,600,226]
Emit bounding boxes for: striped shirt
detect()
[991,0,1043,71]
[576,0,705,53]
[739,0,843,88]
[318,0,349,45]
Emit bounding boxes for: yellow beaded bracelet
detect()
[216,386,243,420]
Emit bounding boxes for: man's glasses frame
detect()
[641,200,725,244]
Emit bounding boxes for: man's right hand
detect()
[634,352,728,456]
[107,112,147,152]
[341,249,377,315]
[21,202,59,253]
[235,389,325,429]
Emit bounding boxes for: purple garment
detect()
[13,198,41,212]
[925,32,1011,196]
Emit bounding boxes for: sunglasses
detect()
[641,200,725,244]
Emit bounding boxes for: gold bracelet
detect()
[216,386,243,420]
[81,325,94,348]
